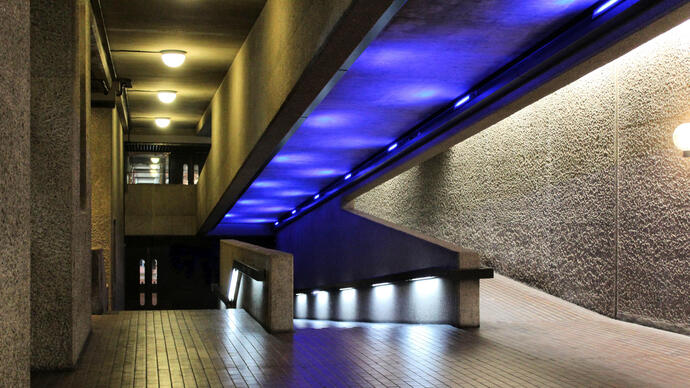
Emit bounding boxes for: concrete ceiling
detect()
[101,0,265,135]
[216,0,601,230]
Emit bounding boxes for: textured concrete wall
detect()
[0,1,31,385]
[352,21,690,334]
[30,0,92,369]
[89,107,113,308]
[125,185,197,235]
[196,0,397,232]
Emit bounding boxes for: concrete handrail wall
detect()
[219,240,293,332]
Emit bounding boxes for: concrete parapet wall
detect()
[220,240,293,333]
[125,184,197,236]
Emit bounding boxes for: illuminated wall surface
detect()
[352,21,690,333]
[294,278,457,324]
[216,0,599,229]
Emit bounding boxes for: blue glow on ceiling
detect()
[211,0,601,233]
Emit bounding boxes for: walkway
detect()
[32,275,690,387]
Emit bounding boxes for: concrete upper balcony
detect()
[125,184,197,236]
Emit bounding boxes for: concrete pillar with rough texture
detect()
[0,1,31,385]
[90,107,116,308]
[30,0,92,369]
[458,250,481,327]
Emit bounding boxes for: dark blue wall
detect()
[276,194,458,289]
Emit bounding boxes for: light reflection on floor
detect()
[32,274,690,388]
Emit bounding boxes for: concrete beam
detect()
[127,134,211,145]
[196,0,402,235]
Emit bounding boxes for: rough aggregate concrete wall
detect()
[614,25,690,332]
[0,1,31,385]
[30,0,92,369]
[352,21,690,333]
[90,107,113,308]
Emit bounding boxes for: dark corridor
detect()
[125,237,220,310]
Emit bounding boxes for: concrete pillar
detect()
[89,106,125,311]
[111,111,125,310]
[90,107,114,309]
[0,2,31,385]
[458,250,481,327]
[30,0,92,369]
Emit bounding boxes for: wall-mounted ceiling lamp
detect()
[157,90,177,103]
[150,157,160,164]
[673,123,690,157]
[154,117,171,128]
[160,50,186,68]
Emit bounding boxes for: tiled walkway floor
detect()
[33,275,689,387]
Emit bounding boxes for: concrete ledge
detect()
[220,240,293,332]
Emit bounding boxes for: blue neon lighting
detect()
[593,0,622,17]
[454,95,471,108]
[211,0,622,234]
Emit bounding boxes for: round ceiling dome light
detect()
[160,50,186,68]
[154,117,171,128]
[157,90,177,103]
[672,123,690,157]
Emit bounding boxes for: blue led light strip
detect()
[273,0,668,230]
[593,0,624,18]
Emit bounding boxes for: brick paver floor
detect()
[32,274,690,387]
